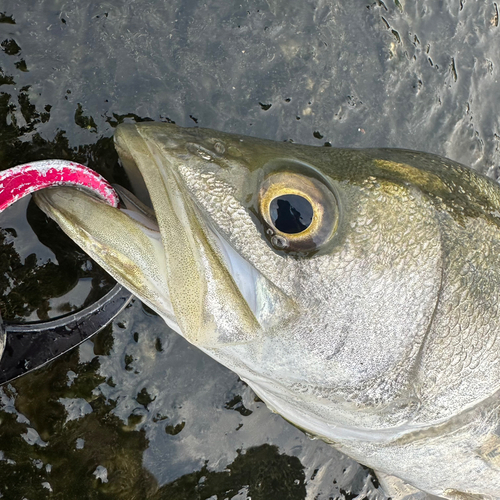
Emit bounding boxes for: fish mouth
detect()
[34,122,263,348]
[113,123,262,346]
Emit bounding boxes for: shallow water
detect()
[0,1,499,498]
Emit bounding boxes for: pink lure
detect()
[0,160,119,211]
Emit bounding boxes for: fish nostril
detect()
[213,141,225,155]
[186,142,215,161]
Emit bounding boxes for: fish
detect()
[33,122,500,499]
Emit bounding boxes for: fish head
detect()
[34,122,500,497]
[35,123,452,435]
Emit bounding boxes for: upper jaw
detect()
[113,122,264,347]
[116,124,261,320]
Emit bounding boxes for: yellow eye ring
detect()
[259,171,338,253]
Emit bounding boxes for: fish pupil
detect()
[270,194,313,234]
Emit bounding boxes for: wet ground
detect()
[0,1,499,498]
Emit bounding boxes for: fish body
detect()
[34,123,500,498]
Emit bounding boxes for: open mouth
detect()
[112,123,263,345]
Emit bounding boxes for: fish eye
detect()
[259,169,339,254]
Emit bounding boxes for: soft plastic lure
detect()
[0,160,119,210]
[0,160,132,384]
